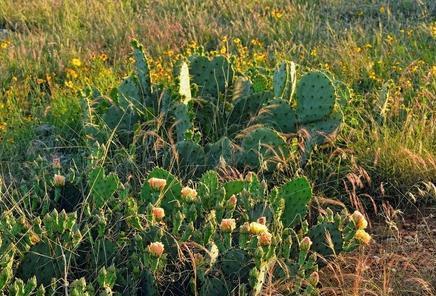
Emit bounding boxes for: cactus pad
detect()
[140,167,182,207]
[296,71,336,123]
[205,137,236,168]
[174,140,206,176]
[88,168,120,208]
[255,99,297,133]
[228,91,272,129]
[237,128,289,170]
[279,177,312,227]
[309,222,343,260]
[131,39,152,99]
[189,55,233,98]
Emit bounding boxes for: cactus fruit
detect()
[279,177,312,227]
[296,71,336,123]
[237,127,289,170]
[255,99,297,133]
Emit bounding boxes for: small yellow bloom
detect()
[310,48,318,57]
[65,80,74,89]
[309,271,319,286]
[148,177,167,191]
[152,207,165,220]
[249,222,268,235]
[71,58,82,67]
[351,210,368,229]
[355,229,372,245]
[259,231,272,246]
[36,78,46,85]
[53,174,66,187]
[379,6,385,14]
[66,68,78,79]
[271,9,284,20]
[220,218,236,233]
[148,242,165,257]
[181,186,197,201]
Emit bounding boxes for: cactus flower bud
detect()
[181,186,198,201]
[52,157,61,169]
[53,174,65,187]
[351,210,368,229]
[257,216,266,225]
[354,229,371,245]
[220,218,236,233]
[148,177,167,190]
[249,222,268,235]
[259,231,272,246]
[228,195,237,207]
[152,207,165,221]
[309,271,319,286]
[245,172,256,182]
[300,236,312,251]
[148,242,165,257]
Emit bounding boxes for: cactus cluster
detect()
[0,166,370,295]
[83,40,343,177]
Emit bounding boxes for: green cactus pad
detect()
[237,128,289,170]
[302,113,342,146]
[309,222,343,260]
[172,103,192,142]
[88,168,120,208]
[17,242,68,286]
[273,61,296,101]
[279,177,312,227]
[249,202,273,222]
[173,140,206,176]
[200,277,228,296]
[224,180,246,198]
[118,76,142,109]
[131,40,152,99]
[255,99,297,133]
[220,249,252,280]
[232,77,253,101]
[189,55,233,98]
[228,91,272,128]
[103,105,138,134]
[140,167,182,208]
[296,71,336,123]
[205,137,236,168]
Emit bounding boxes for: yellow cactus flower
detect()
[53,174,66,187]
[220,218,236,233]
[249,222,268,235]
[351,210,368,229]
[148,177,167,191]
[148,242,165,257]
[228,195,237,207]
[355,229,372,245]
[259,231,272,246]
[181,186,197,201]
[152,207,165,221]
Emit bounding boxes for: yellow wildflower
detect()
[351,211,368,229]
[220,219,236,233]
[259,231,272,246]
[181,186,198,201]
[152,207,165,221]
[71,58,82,67]
[53,174,66,187]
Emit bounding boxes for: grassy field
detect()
[0,0,435,295]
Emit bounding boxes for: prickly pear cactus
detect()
[189,55,234,98]
[255,99,297,133]
[228,91,272,129]
[205,137,236,168]
[296,71,336,123]
[88,168,120,208]
[309,222,343,260]
[273,61,296,102]
[237,127,289,170]
[131,39,152,102]
[279,177,312,227]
